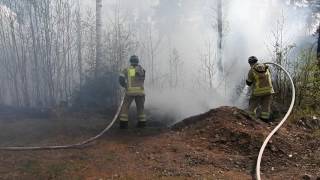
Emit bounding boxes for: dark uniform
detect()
[246,57,274,121]
[119,55,146,128]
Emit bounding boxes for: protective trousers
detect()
[249,94,272,121]
[119,95,146,123]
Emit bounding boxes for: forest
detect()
[0,0,318,115]
[0,0,319,179]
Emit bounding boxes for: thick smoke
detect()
[0,0,315,121]
[88,0,314,121]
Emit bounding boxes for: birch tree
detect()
[95,0,102,77]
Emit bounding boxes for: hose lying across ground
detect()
[0,97,124,151]
[256,62,296,180]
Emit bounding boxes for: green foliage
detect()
[271,45,319,118]
[290,106,320,125]
[18,160,41,175]
[46,163,68,179]
[312,129,320,138]
[294,49,320,112]
[270,41,296,106]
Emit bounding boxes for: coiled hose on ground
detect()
[0,96,124,151]
[256,62,296,180]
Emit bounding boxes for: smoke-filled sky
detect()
[82,0,317,120]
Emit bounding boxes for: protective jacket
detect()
[246,63,274,96]
[119,65,145,96]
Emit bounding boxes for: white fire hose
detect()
[0,97,124,151]
[256,62,296,180]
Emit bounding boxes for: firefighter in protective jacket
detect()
[118,55,146,129]
[246,56,274,122]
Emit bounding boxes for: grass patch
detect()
[312,129,320,138]
[104,151,117,161]
[18,160,41,175]
[46,163,68,179]
[288,107,320,124]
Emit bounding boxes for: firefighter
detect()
[118,55,146,129]
[246,56,274,122]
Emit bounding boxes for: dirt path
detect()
[0,107,319,180]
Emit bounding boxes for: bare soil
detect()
[0,107,319,180]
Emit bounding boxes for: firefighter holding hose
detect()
[246,56,274,122]
[118,55,146,129]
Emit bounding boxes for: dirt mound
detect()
[172,106,320,176]
[172,107,279,155]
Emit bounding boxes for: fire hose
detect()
[0,96,124,151]
[256,62,296,180]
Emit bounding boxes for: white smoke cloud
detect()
[0,4,16,20]
[223,0,314,85]
[82,0,315,122]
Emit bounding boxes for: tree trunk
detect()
[18,25,31,107]
[43,0,55,106]
[149,26,155,85]
[29,3,42,107]
[317,24,320,69]
[76,0,83,92]
[95,0,102,77]
[217,0,223,73]
[10,20,21,106]
[290,0,295,6]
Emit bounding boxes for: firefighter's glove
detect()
[246,80,253,86]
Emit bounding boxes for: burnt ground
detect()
[0,106,319,180]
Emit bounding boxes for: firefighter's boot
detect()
[119,121,128,129]
[137,121,146,128]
